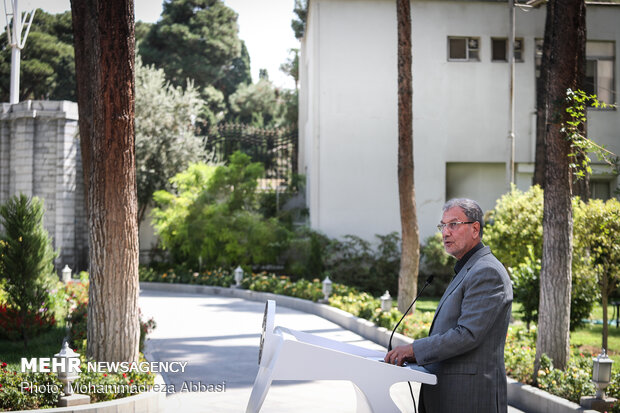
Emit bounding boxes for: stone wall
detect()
[0,100,88,275]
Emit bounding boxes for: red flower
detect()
[1,362,6,368]
[122,373,127,378]
[103,373,107,377]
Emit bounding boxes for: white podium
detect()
[246,300,437,413]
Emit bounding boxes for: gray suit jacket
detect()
[412,246,513,413]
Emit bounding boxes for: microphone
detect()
[387,275,434,352]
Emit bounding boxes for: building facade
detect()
[299,0,620,243]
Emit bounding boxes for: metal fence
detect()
[204,123,298,188]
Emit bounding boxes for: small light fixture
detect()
[54,339,81,396]
[61,265,72,283]
[234,266,244,288]
[322,276,332,302]
[592,349,614,399]
[380,291,392,312]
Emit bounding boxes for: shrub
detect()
[0,194,58,346]
[509,247,541,329]
[0,363,62,410]
[283,227,329,279]
[0,354,155,409]
[484,186,598,330]
[152,154,292,269]
[328,291,431,337]
[485,185,544,269]
[504,325,537,384]
[574,198,620,345]
[241,272,340,302]
[536,354,595,403]
[324,233,400,297]
[0,304,56,342]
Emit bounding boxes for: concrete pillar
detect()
[0,100,86,275]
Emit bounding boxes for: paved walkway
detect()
[139,288,528,413]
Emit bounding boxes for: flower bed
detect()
[0,278,156,411]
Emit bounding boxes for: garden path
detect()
[138,288,528,413]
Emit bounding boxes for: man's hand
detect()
[384,344,416,366]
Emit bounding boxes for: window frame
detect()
[447,36,480,62]
[584,40,616,108]
[491,37,524,62]
[535,38,616,110]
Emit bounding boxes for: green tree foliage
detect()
[152,152,290,268]
[0,194,57,346]
[322,233,401,297]
[0,10,75,101]
[139,0,251,102]
[485,186,598,330]
[574,198,620,349]
[228,78,280,127]
[134,21,153,46]
[291,0,308,39]
[280,48,299,90]
[485,185,544,269]
[135,56,208,222]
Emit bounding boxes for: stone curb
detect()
[141,281,601,413]
[11,374,165,413]
[507,378,598,413]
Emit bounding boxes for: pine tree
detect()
[0,194,57,347]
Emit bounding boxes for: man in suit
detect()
[385,198,513,413]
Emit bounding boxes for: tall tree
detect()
[71,0,140,362]
[0,10,75,101]
[533,4,589,201]
[535,0,586,373]
[135,56,207,223]
[139,0,251,102]
[396,0,419,312]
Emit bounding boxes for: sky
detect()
[1,0,299,89]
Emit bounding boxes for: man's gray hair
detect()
[443,198,484,238]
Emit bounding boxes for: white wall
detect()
[303,0,401,242]
[300,0,620,243]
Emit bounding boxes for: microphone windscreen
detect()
[426,275,435,284]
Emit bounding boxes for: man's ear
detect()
[472,221,481,239]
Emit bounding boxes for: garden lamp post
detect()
[580,348,617,411]
[54,339,89,406]
[592,349,613,399]
[234,266,244,288]
[321,276,332,303]
[61,265,72,283]
[380,291,392,312]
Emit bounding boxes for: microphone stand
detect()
[387,275,434,352]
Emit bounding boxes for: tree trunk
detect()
[535,0,585,374]
[571,17,589,201]
[396,0,420,312]
[71,0,140,363]
[602,273,609,351]
[532,42,548,187]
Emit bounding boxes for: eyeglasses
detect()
[437,221,475,232]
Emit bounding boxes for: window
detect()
[491,38,524,62]
[448,37,480,61]
[585,41,615,105]
[535,39,616,106]
[590,180,611,200]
